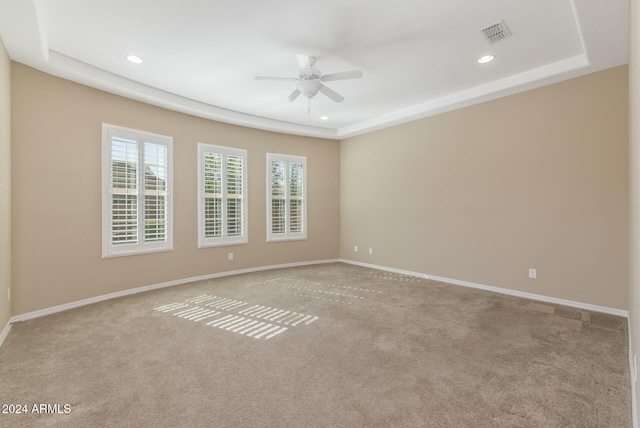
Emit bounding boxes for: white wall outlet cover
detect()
[528,268,537,279]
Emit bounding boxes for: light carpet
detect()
[0,263,631,427]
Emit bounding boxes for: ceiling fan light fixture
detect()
[299,79,321,98]
[478,54,495,64]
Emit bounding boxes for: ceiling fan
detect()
[255,54,363,104]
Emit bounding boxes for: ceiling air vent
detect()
[478,20,511,44]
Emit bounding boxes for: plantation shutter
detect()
[197,144,247,247]
[144,142,169,243]
[267,154,306,241]
[111,137,138,245]
[204,152,223,238]
[226,154,244,237]
[103,124,173,258]
[288,161,304,233]
[271,160,286,235]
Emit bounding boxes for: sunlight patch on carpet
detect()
[293,293,353,305]
[258,277,383,304]
[352,269,424,283]
[153,294,318,340]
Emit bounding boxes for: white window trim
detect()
[102,123,173,258]
[197,143,248,248]
[266,153,307,242]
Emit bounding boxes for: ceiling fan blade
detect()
[287,89,301,102]
[296,53,313,75]
[255,76,298,82]
[321,70,363,82]
[318,83,345,103]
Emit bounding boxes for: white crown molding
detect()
[41,49,608,141]
[337,53,592,138]
[46,51,339,140]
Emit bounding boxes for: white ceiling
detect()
[0,0,629,139]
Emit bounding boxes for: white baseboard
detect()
[0,321,11,348]
[7,257,628,324]
[340,259,628,318]
[9,259,341,324]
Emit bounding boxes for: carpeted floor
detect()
[0,263,631,427]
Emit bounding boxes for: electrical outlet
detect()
[354,245,358,252]
[368,248,373,255]
[528,268,537,279]
[228,253,234,261]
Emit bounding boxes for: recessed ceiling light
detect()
[478,55,495,64]
[126,55,144,64]
[320,116,329,120]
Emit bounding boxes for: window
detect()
[267,153,307,242]
[198,144,248,247]
[102,124,173,257]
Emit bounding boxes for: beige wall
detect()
[7,59,632,316]
[341,65,629,310]
[628,0,639,423]
[10,63,340,315]
[0,38,10,329]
